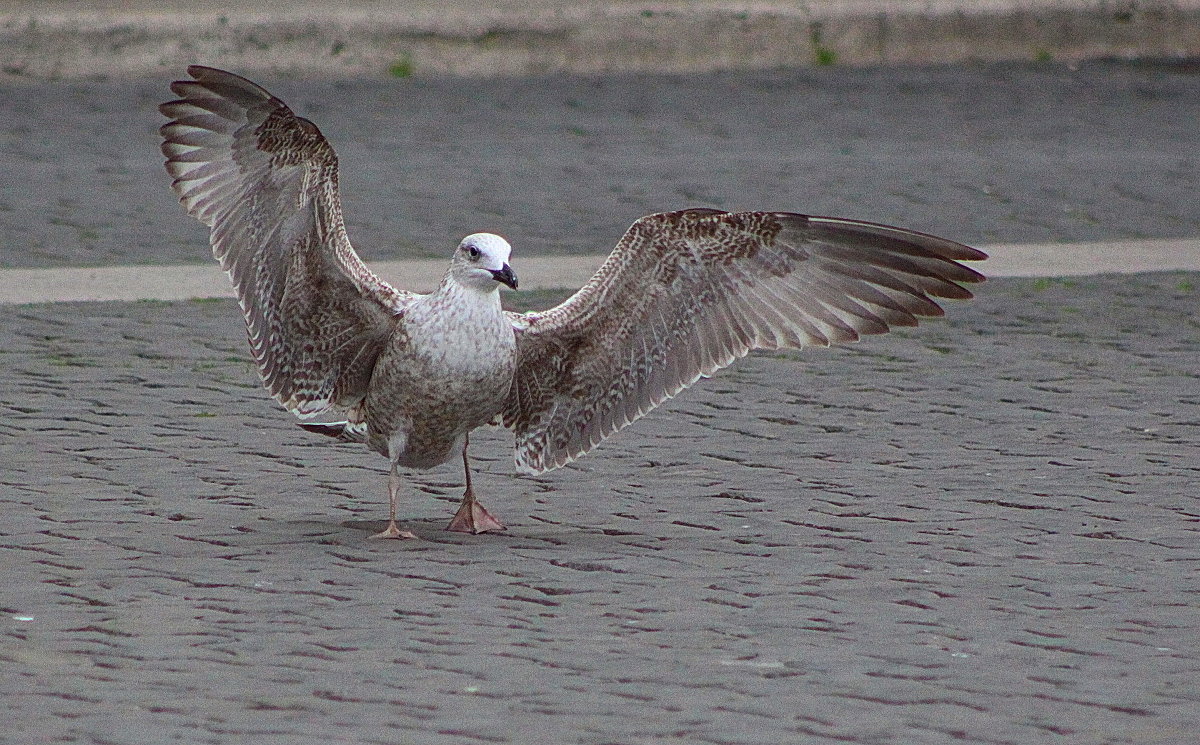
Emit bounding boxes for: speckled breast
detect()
[364,311,517,467]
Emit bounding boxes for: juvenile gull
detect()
[160,66,986,539]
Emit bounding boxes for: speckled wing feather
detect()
[502,208,986,473]
[159,66,412,418]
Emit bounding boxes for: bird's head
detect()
[451,233,518,291]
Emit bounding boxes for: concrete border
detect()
[1,238,1196,305]
[3,1,1200,80]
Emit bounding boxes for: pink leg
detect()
[446,435,505,534]
[371,462,418,540]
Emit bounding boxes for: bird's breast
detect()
[363,297,516,462]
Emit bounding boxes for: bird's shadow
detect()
[339,518,516,545]
[337,517,672,549]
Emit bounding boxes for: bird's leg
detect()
[371,462,417,540]
[446,434,506,534]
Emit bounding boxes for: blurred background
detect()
[2,0,1199,269]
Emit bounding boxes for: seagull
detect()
[160,65,986,539]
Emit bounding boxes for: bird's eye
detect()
[467,246,480,260]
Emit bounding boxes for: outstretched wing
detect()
[159,65,414,418]
[502,208,986,473]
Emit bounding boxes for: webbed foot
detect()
[370,520,419,540]
[446,500,506,534]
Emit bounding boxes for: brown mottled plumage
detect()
[160,66,986,539]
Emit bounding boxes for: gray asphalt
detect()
[2,59,1199,269]
[2,59,1199,745]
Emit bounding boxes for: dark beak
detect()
[490,263,518,290]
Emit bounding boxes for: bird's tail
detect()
[298,421,368,444]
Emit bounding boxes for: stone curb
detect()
[2,238,1197,305]
[2,1,1199,80]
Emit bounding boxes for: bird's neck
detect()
[437,275,501,307]
[410,277,514,370]
[423,276,505,326]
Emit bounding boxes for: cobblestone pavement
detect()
[3,271,1198,744]
[2,59,1199,269]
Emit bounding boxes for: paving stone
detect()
[2,273,1197,743]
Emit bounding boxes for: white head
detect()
[450,233,518,291]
